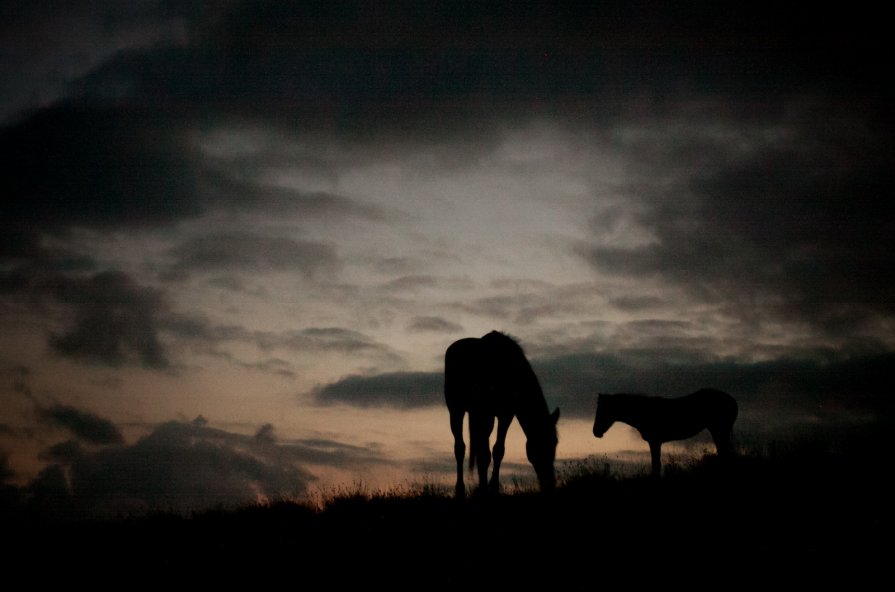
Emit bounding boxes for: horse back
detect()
[445,337,506,415]
[628,389,734,442]
[684,389,738,428]
[444,338,482,408]
[444,334,538,418]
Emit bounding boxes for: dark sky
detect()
[1,1,892,517]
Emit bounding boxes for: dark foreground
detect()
[5,446,891,588]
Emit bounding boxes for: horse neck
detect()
[514,377,552,438]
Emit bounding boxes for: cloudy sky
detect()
[1,1,892,517]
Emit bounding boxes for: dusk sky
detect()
[1,1,892,517]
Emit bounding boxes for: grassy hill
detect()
[5,435,890,588]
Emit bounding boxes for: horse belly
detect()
[659,422,705,443]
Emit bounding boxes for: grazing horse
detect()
[445,331,560,497]
[592,388,738,478]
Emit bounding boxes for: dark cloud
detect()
[313,371,442,409]
[26,420,316,519]
[19,417,401,519]
[582,100,895,342]
[11,1,880,143]
[1,267,173,370]
[0,104,199,259]
[39,440,84,464]
[4,1,887,266]
[254,423,276,443]
[533,350,895,428]
[48,270,170,368]
[38,404,124,445]
[307,346,895,440]
[0,0,201,123]
[74,422,310,516]
[167,232,339,278]
[184,1,884,116]
[0,453,14,482]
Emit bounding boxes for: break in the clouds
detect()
[167,232,339,278]
[199,163,389,220]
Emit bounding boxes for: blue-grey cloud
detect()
[313,371,443,409]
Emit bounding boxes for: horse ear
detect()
[551,408,560,424]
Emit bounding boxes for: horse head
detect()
[592,394,616,438]
[526,407,560,492]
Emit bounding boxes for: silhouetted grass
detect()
[5,436,891,588]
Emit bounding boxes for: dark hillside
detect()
[5,441,890,589]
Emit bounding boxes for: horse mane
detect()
[482,331,534,370]
[482,330,524,353]
[483,331,557,443]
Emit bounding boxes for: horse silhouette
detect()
[445,331,560,497]
[592,388,738,478]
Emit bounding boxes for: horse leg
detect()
[488,412,512,494]
[648,441,662,479]
[450,409,466,498]
[469,413,494,495]
[711,427,736,459]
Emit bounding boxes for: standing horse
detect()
[592,388,737,478]
[445,331,560,497]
